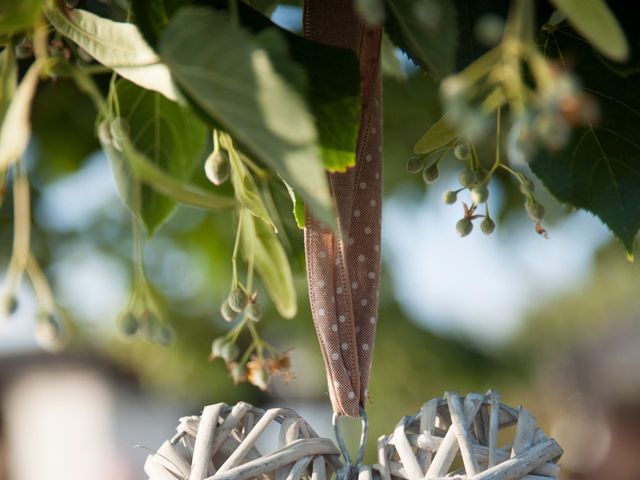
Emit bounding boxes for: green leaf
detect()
[0,0,43,35]
[281,177,305,229]
[111,80,208,234]
[221,134,276,231]
[159,7,334,226]
[413,112,458,155]
[0,59,42,171]
[130,0,188,46]
[241,210,297,319]
[44,3,182,102]
[530,31,640,254]
[548,0,629,62]
[384,0,457,80]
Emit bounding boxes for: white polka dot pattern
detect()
[303,12,382,417]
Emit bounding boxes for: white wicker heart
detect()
[144,392,562,480]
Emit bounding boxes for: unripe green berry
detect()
[406,155,424,174]
[228,287,248,313]
[422,164,439,184]
[525,199,545,222]
[459,169,475,188]
[454,144,470,160]
[474,168,489,184]
[220,341,239,362]
[220,301,238,323]
[520,178,535,195]
[456,218,473,237]
[230,363,247,384]
[118,312,139,336]
[35,312,65,352]
[1,295,18,318]
[443,190,457,205]
[211,337,226,358]
[480,216,496,235]
[246,302,263,322]
[470,185,489,204]
[155,325,173,346]
[250,367,270,391]
[205,150,230,186]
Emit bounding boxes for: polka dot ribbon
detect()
[303,0,382,417]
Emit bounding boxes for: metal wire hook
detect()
[333,407,369,479]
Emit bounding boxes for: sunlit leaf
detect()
[159,7,334,226]
[549,0,629,62]
[281,176,305,229]
[384,0,457,79]
[0,59,42,171]
[222,135,276,231]
[111,80,208,234]
[241,210,296,319]
[44,3,182,102]
[413,112,458,155]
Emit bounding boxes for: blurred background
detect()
[1,3,640,480]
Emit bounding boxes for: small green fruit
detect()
[35,312,65,352]
[454,144,470,160]
[456,218,473,237]
[230,363,247,384]
[246,302,263,322]
[220,301,238,323]
[470,185,489,204]
[211,337,226,358]
[406,155,424,174]
[480,217,496,235]
[422,164,439,184]
[155,325,173,346]
[205,150,230,186]
[118,312,139,336]
[459,169,475,188]
[220,342,239,362]
[525,199,545,223]
[228,287,248,313]
[1,295,18,318]
[520,178,535,195]
[443,190,458,205]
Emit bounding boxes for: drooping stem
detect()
[231,208,244,286]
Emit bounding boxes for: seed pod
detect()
[480,216,496,235]
[220,301,238,323]
[456,218,473,237]
[155,325,174,346]
[474,14,505,46]
[474,168,489,184]
[0,295,18,318]
[246,302,263,322]
[422,164,439,184]
[459,169,475,188]
[118,312,139,336]
[35,312,66,352]
[210,337,226,359]
[229,363,247,384]
[406,155,424,174]
[443,190,457,205]
[205,150,230,186]
[525,199,545,223]
[220,341,239,363]
[249,367,270,391]
[228,287,248,313]
[520,178,535,195]
[470,185,489,204]
[454,144,470,160]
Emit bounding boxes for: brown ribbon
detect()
[303,0,382,417]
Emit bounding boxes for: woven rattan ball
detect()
[144,402,341,480]
[377,391,563,480]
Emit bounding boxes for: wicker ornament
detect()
[144,392,562,480]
